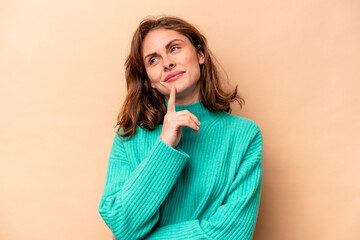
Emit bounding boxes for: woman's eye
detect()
[170,46,180,52]
[149,58,158,65]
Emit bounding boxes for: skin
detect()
[160,86,201,148]
[142,28,205,105]
[141,28,204,148]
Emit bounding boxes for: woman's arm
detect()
[145,125,263,240]
[98,133,190,240]
[100,87,201,240]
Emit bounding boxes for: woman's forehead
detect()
[142,29,189,54]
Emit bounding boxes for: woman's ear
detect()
[197,50,205,65]
[196,44,205,65]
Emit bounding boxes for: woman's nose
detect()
[163,57,176,70]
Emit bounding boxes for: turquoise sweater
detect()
[98,100,263,240]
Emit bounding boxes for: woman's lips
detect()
[165,71,185,82]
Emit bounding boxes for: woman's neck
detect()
[164,83,200,106]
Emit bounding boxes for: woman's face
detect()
[142,28,205,103]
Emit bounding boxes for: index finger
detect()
[167,86,176,113]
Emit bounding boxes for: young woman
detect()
[98,16,263,240]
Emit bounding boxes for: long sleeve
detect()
[98,133,190,240]
[145,125,263,240]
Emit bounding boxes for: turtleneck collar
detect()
[164,99,222,125]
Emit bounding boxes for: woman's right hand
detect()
[160,86,201,148]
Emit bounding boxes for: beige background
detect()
[1,0,359,239]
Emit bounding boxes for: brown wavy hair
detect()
[116,15,245,141]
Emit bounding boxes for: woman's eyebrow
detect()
[143,39,184,61]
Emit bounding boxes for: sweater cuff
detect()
[157,137,189,159]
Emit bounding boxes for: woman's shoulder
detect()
[221,113,263,150]
[222,112,261,132]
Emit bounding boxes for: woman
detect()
[98,16,263,240]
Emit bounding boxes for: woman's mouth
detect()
[165,71,185,82]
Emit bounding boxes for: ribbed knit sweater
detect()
[98,99,263,240]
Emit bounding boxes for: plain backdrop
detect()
[1,0,359,239]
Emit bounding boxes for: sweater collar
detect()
[164,99,221,125]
